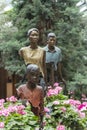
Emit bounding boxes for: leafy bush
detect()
[0,83,87,130]
[44,83,87,130]
[0,96,39,130]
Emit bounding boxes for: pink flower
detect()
[68,99,77,106]
[6,96,17,102]
[16,105,25,110]
[56,86,62,93]
[0,122,4,128]
[15,105,26,114]
[53,101,60,105]
[78,111,85,118]
[45,114,51,118]
[61,107,66,113]
[0,103,4,109]
[17,110,27,115]
[57,125,65,130]
[44,107,50,113]
[64,99,81,107]
[0,99,5,104]
[78,104,86,111]
[74,100,81,108]
[13,105,26,115]
[2,109,10,117]
[8,106,17,113]
[47,86,62,97]
[54,82,59,87]
[82,102,87,106]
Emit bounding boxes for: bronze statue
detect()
[44,32,65,87]
[16,64,44,130]
[19,28,47,91]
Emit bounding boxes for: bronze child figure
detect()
[44,32,65,87]
[16,64,44,130]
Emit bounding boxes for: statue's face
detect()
[47,37,56,47]
[27,69,40,84]
[29,30,39,43]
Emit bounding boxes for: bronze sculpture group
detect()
[16,28,65,130]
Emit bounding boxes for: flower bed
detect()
[0,83,87,130]
[0,96,39,130]
[44,83,87,130]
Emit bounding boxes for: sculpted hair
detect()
[47,32,56,39]
[26,64,39,74]
[21,64,39,83]
[27,28,39,36]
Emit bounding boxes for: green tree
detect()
[1,0,87,92]
[10,0,83,78]
[0,0,25,77]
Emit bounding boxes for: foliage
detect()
[67,68,87,100]
[0,0,17,43]
[0,0,87,96]
[0,96,39,130]
[44,84,87,130]
[0,40,26,76]
[44,96,87,130]
[6,0,85,80]
[0,85,87,129]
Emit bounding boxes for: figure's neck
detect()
[30,43,38,49]
[27,82,36,90]
[48,45,55,51]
